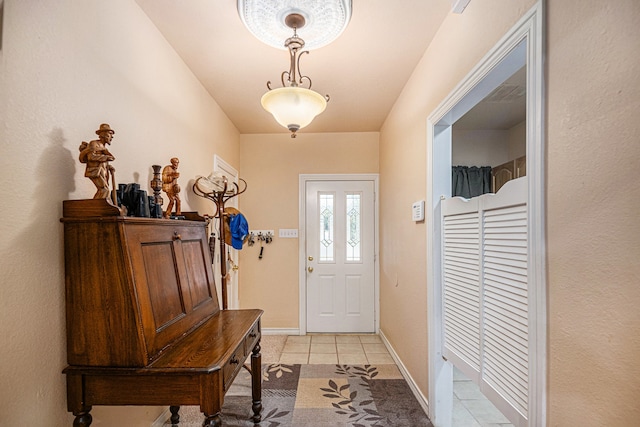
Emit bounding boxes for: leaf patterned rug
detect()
[164,364,433,426]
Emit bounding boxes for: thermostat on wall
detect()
[412,200,425,222]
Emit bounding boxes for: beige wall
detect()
[381,0,640,425]
[0,1,239,425]
[452,129,510,167]
[238,132,379,328]
[546,1,640,425]
[379,0,537,405]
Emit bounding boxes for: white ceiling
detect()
[455,66,527,130]
[135,0,525,135]
[135,0,452,135]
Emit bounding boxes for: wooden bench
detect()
[61,200,262,426]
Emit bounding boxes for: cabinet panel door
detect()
[64,220,147,367]
[140,240,186,329]
[515,156,526,178]
[492,161,515,193]
[182,239,217,310]
[126,222,218,359]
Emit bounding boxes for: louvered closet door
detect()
[442,178,529,427]
[442,198,481,376]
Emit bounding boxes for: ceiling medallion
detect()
[237,0,352,50]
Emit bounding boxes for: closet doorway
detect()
[426,4,545,427]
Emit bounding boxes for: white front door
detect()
[305,180,375,333]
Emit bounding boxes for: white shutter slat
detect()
[483,338,528,375]
[443,211,480,370]
[485,255,527,270]
[482,238,527,249]
[484,346,528,388]
[482,201,528,419]
[484,364,529,412]
[484,266,527,286]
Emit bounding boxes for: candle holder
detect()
[150,165,163,218]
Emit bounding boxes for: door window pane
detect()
[319,194,334,262]
[346,193,361,261]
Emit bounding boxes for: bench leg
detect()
[67,373,92,427]
[170,405,180,425]
[72,410,92,427]
[202,413,221,426]
[199,374,223,427]
[251,341,262,423]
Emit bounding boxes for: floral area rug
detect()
[165,364,433,426]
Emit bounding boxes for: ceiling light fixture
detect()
[260,13,329,138]
[237,0,352,50]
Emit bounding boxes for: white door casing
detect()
[213,155,240,309]
[299,174,379,335]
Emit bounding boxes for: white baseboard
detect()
[379,329,430,416]
[151,409,169,427]
[262,327,300,336]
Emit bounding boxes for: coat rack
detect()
[193,175,247,310]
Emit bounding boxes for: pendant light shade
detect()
[261,87,327,135]
[257,13,330,138]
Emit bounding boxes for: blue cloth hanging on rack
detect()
[229,212,249,250]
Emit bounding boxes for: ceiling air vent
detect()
[485,84,526,103]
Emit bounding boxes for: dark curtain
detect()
[452,166,492,198]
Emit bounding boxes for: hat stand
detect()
[193,176,247,310]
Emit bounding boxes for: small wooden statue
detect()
[162,157,181,218]
[79,123,117,204]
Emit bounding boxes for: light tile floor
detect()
[264,335,513,427]
[276,333,395,365]
[453,367,514,427]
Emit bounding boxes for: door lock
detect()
[308,256,314,261]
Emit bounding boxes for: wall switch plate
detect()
[279,229,298,238]
[412,200,425,222]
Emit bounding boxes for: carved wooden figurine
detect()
[78,123,117,204]
[162,157,181,218]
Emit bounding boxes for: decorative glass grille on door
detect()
[319,193,334,262]
[346,193,361,262]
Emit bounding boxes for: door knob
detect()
[307,266,314,273]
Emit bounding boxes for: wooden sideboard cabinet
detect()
[61,199,262,426]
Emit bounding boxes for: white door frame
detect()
[213,154,240,309]
[426,3,546,426]
[298,174,380,336]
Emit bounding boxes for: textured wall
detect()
[546,1,640,425]
[0,1,239,425]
